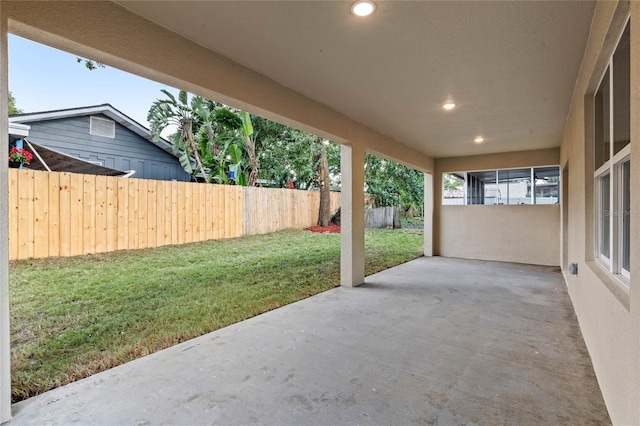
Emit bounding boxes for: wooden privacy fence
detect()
[243,186,341,235]
[365,207,402,229]
[8,169,341,260]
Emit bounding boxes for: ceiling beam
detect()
[5,1,434,173]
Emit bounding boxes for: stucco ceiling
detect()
[118,1,595,159]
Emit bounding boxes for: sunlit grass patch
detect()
[10,228,423,402]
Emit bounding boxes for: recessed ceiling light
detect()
[351,0,376,17]
[442,103,456,110]
[474,136,484,143]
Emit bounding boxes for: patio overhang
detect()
[1,1,596,167]
[2,1,638,424]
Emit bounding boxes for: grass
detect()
[401,216,424,229]
[9,228,423,402]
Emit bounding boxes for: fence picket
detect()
[82,175,96,255]
[128,179,138,250]
[155,180,164,247]
[8,169,19,260]
[137,179,148,249]
[117,179,128,251]
[8,170,340,260]
[58,173,72,257]
[105,176,118,252]
[47,172,60,257]
[94,175,107,254]
[147,180,157,249]
[170,181,178,245]
[32,171,49,258]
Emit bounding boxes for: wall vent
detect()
[90,116,115,138]
[569,262,578,275]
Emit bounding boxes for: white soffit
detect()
[118,1,595,158]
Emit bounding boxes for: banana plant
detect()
[147,90,210,182]
[209,131,246,185]
[239,111,259,186]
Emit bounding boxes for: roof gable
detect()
[9,104,175,157]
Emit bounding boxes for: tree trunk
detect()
[189,138,209,183]
[184,124,209,183]
[317,138,331,226]
[245,136,259,187]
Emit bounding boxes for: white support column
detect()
[0,4,11,423]
[340,143,365,287]
[423,173,433,257]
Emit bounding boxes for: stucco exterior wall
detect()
[434,148,561,266]
[557,1,640,424]
[439,205,560,266]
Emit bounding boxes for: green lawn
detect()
[9,228,423,402]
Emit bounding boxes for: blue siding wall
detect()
[25,114,190,181]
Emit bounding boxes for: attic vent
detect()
[90,116,115,138]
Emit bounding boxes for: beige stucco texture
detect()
[558,2,640,424]
[433,148,561,266]
[439,205,560,266]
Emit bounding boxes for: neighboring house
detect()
[8,104,190,181]
[9,121,131,177]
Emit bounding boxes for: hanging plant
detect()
[8,147,33,167]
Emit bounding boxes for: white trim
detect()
[615,156,631,281]
[530,168,535,205]
[592,19,631,286]
[620,268,630,281]
[447,164,560,175]
[594,162,610,178]
[444,166,559,206]
[595,171,611,263]
[8,122,29,137]
[24,139,51,172]
[463,172,468,205]
[611,143,630,164]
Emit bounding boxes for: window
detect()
[443,166,559,205]
[594,20,630,281]
[532,166,560,205]
[90,116,116,138]
[442,173,465,205]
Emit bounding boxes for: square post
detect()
[0,4,12,423]
[424,172,433,256]
[340,143,365,287]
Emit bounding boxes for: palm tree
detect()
[147,90,209,182]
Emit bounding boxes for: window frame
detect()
[442,165,560,206]
[614,151,631,280]
[593,18,631,284]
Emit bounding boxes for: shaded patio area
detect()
[9,257,609,425]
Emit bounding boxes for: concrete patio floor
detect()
[8,257,609,425]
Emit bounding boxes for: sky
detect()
[9,34,177,129]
